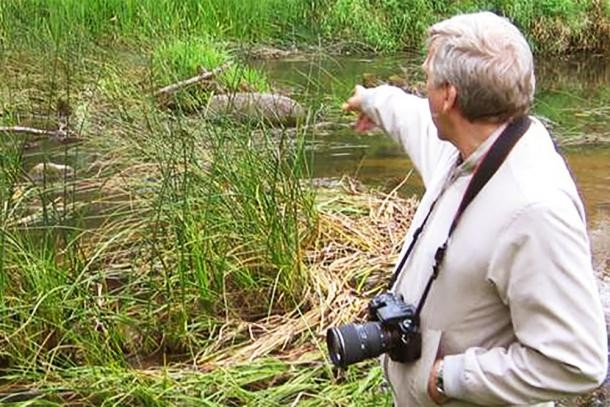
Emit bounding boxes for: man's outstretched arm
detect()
[345,85,456,188]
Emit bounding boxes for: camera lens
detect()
[326,322,393,368]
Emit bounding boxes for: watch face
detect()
[436,361,445,394]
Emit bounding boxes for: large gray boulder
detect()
[205,93,305,126]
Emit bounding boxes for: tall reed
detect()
[0,36,317,372]
[0,0,608,53]
[0,0,313,47]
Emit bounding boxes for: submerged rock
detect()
[247,46,295,60]
[28,162,74,182]
[205,93,306,126]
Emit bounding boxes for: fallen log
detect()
[0,126,78,142]
[0,126,60,137]
[154,62,233,97]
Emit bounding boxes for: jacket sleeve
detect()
[360,85,456,188]
[442,199,608,405]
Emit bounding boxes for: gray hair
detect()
[424,12,536,122]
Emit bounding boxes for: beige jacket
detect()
[361,86,608,406]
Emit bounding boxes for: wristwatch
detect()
[436,359,446,397]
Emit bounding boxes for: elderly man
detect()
[343,11,607,406]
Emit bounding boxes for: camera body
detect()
[326,291,422,368]
[367,292,422,363]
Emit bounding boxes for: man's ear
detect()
[442,84,458,113]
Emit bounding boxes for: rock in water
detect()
[206,93,305,126]
[28,162,74,182]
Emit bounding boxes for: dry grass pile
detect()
[198,177,419,367]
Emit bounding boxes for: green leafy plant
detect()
[152,38,271,110]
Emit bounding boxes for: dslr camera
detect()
[326,292,422,368]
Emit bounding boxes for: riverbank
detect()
[1,0,609,54]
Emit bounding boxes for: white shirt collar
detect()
[451,122,509,180]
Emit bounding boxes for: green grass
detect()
[0,126,316,366]
[0,0,313,48]
[152,38,271,110]
[0,34,317,373]
[0,0,608,53]
[0,359,392,406]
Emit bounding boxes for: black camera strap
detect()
[387,116,532,317]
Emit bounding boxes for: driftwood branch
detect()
[0,126,78,142]
[0,126,60,137]
[154,62,233,97]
